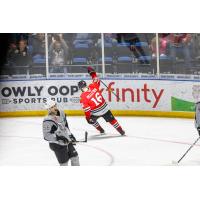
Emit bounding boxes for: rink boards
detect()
[0,79,199,118]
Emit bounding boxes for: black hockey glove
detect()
[87,66,95,75]
[69,134,77,143]
[56,135,69,144]
[197,127,200,136]
[87,118,95,124]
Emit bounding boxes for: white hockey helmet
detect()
[44,99,57,109]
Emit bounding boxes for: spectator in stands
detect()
[31,33,46,64]
[49,34,69,73]
[192,34,200,59]
[7,42,17,65]
[169,33,192,67]
[151,34,169,58]
[7,39,31,66]
[116,33,150,64]
[32,33,45,55]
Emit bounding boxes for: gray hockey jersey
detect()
[195,102,200,129]
[43,110,72,145]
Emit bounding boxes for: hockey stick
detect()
[173,136,200,164]
[57,123,88,143]
[100,79,120,101]
[100,79,130,109]
[75,131,88,143]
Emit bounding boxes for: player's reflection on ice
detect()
[0,116,199,165]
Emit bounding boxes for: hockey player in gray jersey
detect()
[195,101,200,136]
[42,99,80,166]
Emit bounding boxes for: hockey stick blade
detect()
[171,160,179,165]
[75,131,88,143]
[85,131,88,142]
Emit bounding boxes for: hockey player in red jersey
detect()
[78,66,125,135]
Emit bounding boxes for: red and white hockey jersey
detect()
[80,72,109,119]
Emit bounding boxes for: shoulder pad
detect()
[43,115,53,121]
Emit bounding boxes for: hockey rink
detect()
[0,116,199,166]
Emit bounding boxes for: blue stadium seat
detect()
[73,39,93,46]
[72,57,87,64]
[74,43,89,49]
[99,57,113,63]
[117,42,131,47]
[115,43,132,55]
[134,42,150,58]
[98,43,113,59]
[115,42,133,64]
[96,42,113,48]
[117,56,132,63]
[96,42,114,65]
[135,42,148,47]
[72,42,91,61]
[97,41,113,52]
[138,56,152,62]
[32,54,45,64]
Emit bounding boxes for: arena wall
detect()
[0,79,199,118]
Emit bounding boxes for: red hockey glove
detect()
[87,66,95,75]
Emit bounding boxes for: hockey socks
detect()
[92,121,105,133]
[71,156,80,166]
[109,119,125,135]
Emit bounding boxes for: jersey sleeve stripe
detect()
[84,107,91,112]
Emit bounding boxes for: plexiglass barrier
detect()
[0,33,200,80]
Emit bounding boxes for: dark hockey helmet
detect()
[78,80,87,89]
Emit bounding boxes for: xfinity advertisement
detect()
[0,79,199,112]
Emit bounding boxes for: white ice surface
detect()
[0,116,199,166]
